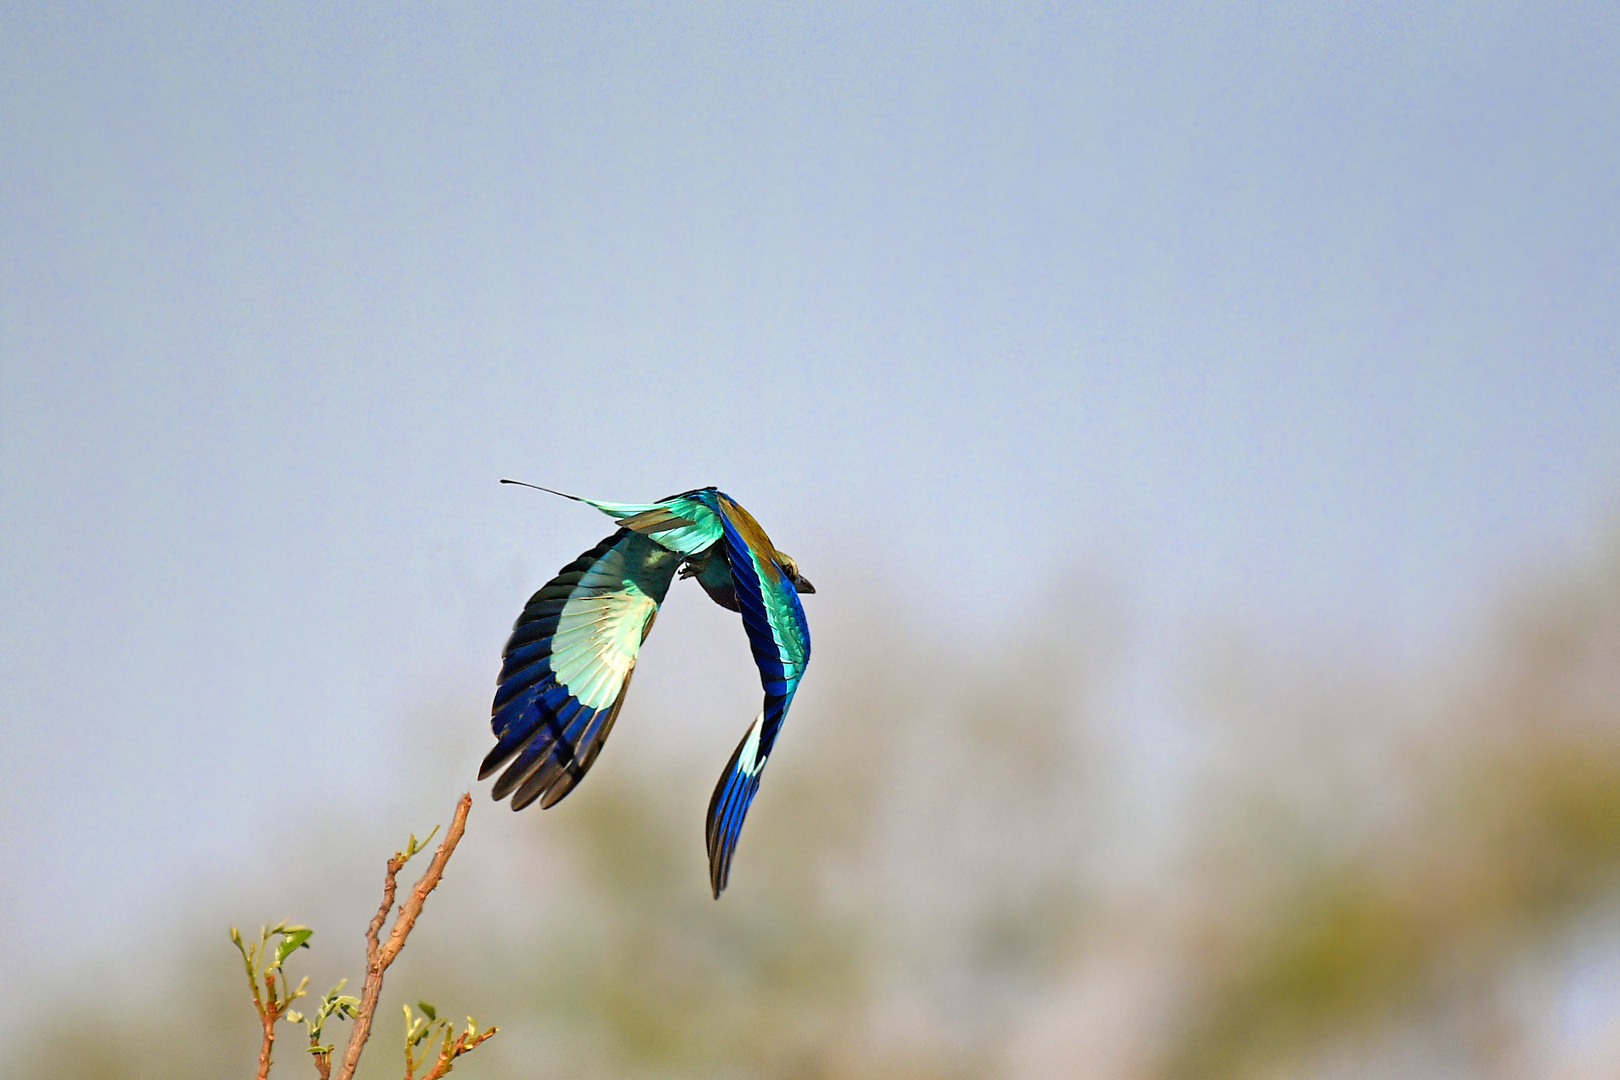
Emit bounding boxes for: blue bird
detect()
[480,481,814,897]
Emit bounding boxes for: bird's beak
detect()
[794,575,815,595]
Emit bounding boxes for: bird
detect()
[479,481,814,897]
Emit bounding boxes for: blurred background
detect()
[3,3,1617,1077]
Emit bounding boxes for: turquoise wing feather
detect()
[480,529,681,810]
[517,484,726,557]
[498,480,725,556]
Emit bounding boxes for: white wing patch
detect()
[549,544,660,711]
[735,712,766,776]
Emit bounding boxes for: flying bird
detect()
[479,482,814,897]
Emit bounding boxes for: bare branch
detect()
[334,794,473,1080]
[257,971,280,1080]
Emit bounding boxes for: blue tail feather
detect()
[705,715,772,897]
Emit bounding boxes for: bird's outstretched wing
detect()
[480,529,681,810]
[704,493,812,896]
[502,481,726,557]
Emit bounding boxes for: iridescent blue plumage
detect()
[700,491,812,895]
[480,528,681,810]
[484,482,814,897]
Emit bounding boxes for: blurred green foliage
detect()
[4,540,1616,1080]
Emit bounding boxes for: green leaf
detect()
[418,1001,437,1021]
[403,824,441,860]
[274,928,313,967]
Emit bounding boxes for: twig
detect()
[238,933,278,1080]
[412,1020,499,1080]
[334,794,473,1080]
[233,924,309,1080]
[257,970,279,1080]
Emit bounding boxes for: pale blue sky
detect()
[2,0,1617,1028]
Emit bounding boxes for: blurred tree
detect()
[4,543,1615,1080]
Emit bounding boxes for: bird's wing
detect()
[705,493,812,896]
[480,529,681,810]
[587,492,725,556]
[514,483,726,556]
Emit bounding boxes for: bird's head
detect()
[774,551,815,594]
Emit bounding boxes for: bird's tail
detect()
[705,710,769,898]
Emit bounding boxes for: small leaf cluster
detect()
[403,1001,495,1080]
[232,922,312,1018]
[289,979,360,1056]
[230,802,492,1078]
